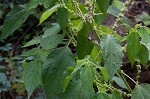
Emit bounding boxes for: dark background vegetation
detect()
[0,0,150,99]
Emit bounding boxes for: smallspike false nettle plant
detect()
[1,0,150,99]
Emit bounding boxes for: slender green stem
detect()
[94,50,101,60]
[120,70,139,86]
[118,70,132,93]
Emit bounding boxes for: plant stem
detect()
[42,86,47,99]
[118,70,132,93]
[120,70,139,86]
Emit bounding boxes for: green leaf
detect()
[71,56,90,75]
[101,34,123,80]
[42,0,58,8]
[22,60,42,98]
[96,0,110,17]
[27,0,40,9]
[99,67,109,82]
[23,36,41,47]
[39,4,60,24]
[62,66,74,92]
[107,5,120,17]
[90,44,102,62]
[141,27,150,60]
[138,27,150,45]
[21,48,41,57]
[27,0,58,9]
[22,48,49,61]
[131,84,150,99]
[112,0,124,9]
[77,23,94,59]
[0,6,34,41]
[71,18,83,32]
[92,92,110,99]
[61,80,90,99]
[57,8,69,30]
[127,32,140,65]
[112,90,123,99]
[137,44,149,68]
[42,47,75,98]
[40,23,63,50]
[107,5,131,25]
[112,76,127,89]
[80,65,95,92]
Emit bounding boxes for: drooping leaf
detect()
[39,4,60,24]
[112,90,123,99]
[77,23,94,59]
[0,6,34,41]
[42,47,75,98]
[23,36,41,47]
[131,84,150,99]
[57,7,69,30]
[137,44,149,68]
[112,76,127,89]
[40,23,63,50]
[101,34,123,80]
[61,80,90,99]
[127,32,140,65]
[80,65,96,92]
[22,60,42,98]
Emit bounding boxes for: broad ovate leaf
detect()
[138,27,150,61]
[138,27,150,45]
[40,23,63,50]
[39,4,60,24]
[23,36,41,47]
[80,65,96,92]
[101,34,123,81]
[127,32,140,65]
[131,84,150,99]
[62,66,74,92]
[77,23,94,59]
[57,8,69,30]
[22,60,42,99]
[61,80,90,99]
[137,44,149,68]
[0,6,34,41]
[42,47,75,98]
